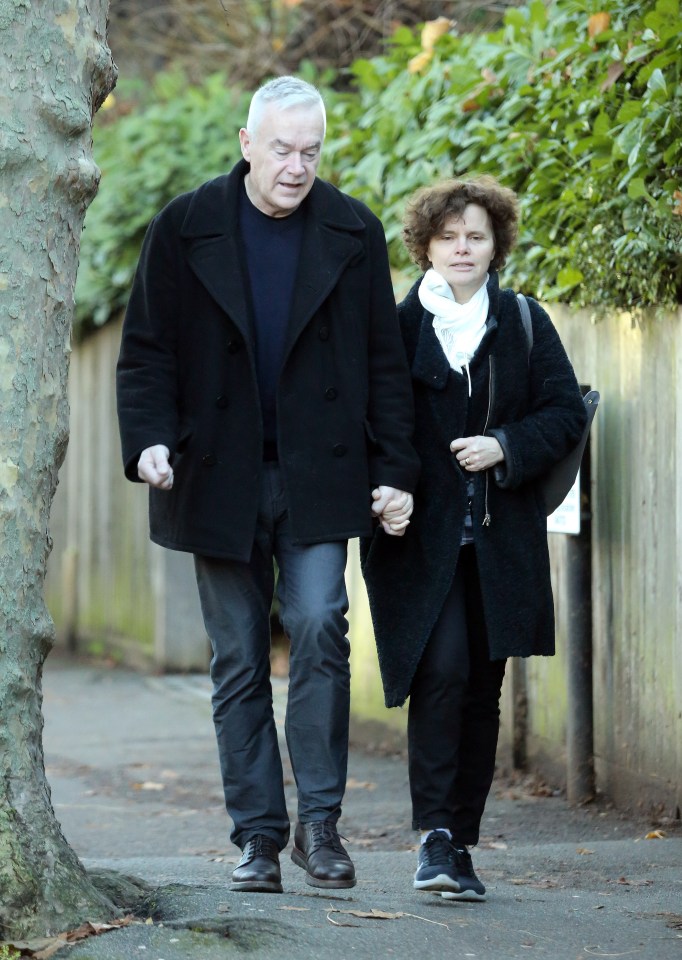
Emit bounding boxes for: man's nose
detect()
[287,152,305,174]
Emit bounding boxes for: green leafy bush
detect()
[76,73,251,333]
[327,0,682,315]
[76,0,681,335]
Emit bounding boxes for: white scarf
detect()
[418,268,489,395]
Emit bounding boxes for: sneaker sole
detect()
[441,888,486,902]
[291,847,357,888]
[414,873,461,893]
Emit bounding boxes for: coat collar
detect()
[180,160,367,354]
[405,272,501,389]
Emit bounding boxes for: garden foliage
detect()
[328,0,681,314]
[76,0,681,334]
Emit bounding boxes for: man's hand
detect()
[371,486,414,537]
[138,445,174,490]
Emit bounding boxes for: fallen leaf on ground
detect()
[5,938,67,960]
[279,906,310,912]
[329,908,403,920]
[326,907,448,929]
[9,916,137,959]
[645,830,666,840]
[326,914,360,927]
[346,778,377,791]
[134,781,165,791]
[510,878,558,888]
[576,847,595,855]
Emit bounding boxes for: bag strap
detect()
[517,293,533,363]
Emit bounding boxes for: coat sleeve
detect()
[116,212,182,481]
[489,297,587,490]
[364,216,420,493]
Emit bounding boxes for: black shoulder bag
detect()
[517,293,600,516]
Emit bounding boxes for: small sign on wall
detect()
[547,472,581,535]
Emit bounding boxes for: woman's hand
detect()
[450,436,504,472]
[371,486,414,536]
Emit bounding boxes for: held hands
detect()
[371,485,414,537]
[450,436,504,472]
[138,445,174,490]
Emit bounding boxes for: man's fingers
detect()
[138,445,174,489]
[371,486,392,515]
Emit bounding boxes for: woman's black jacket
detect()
[361,272,588,708]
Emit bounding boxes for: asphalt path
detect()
[37,655,682,960]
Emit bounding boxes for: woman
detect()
[361,176,587,901]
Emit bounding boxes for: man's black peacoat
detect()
[361,272,588,708]
[117,160,420,561]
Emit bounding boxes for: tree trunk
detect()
[0,0,117,940]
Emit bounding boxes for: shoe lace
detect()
[307,820,347,854]
[245,834,277,859]
[421,832,456,866]
[453,845,476,878]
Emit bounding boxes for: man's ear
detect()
[238,127,250,161]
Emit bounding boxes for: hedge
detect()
[326,0,682,315]
[75,0,681,334]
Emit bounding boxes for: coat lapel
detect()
[284,182,365,358]
[403,294,465,449]
[412,310,450,389]
[181,165,254,347]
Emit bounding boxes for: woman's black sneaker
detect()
[413,830,461,893]
[441,845,486,901]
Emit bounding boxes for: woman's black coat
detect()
[117,160,420,562]
[361,272,587,708]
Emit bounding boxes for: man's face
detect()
[239,103,325,218]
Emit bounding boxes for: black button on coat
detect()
[116,160,420,561]
[361,273,588,708]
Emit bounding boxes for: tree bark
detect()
[0,0,117,940]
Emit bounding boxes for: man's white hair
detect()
[246,76,326,137]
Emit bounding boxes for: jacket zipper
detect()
[482,355,494,526]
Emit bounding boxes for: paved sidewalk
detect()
[40,655,682,959]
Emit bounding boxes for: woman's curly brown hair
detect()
[402,176,519,272]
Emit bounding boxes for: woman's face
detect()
[427,203,495,303]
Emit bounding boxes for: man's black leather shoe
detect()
[291,820,356,888]
[231,834,283,893]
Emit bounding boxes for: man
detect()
[116,76,419,893]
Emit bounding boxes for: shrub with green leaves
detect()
[327,0,682,315]
[76,0,681,335]
[75,73,252,333]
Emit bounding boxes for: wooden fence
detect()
[45,305,682,818]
